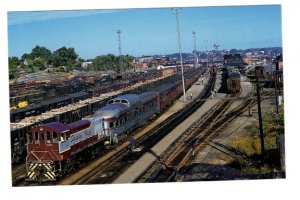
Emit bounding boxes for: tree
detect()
[32,58,46,71]
[91,54,134,73]
[31,45,52,63]
[52,46,78,67]
[21,53,33,62]
[8,57,20,79]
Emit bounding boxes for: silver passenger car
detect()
[94,92,158,143]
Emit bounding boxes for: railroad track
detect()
[141,92,258,183]
[55,74,216,185]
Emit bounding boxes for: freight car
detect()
[25,69,201,182]
[10,91,92,123]
[210,64,218,75]
[227,71,241,93]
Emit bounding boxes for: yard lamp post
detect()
[172,8,186,102]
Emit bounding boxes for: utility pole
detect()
[117,29,123,73]
[274,62,279,114]
[172,8,186,102]
[192,31,198,68]
[255,68,265,162]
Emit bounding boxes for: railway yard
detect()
[9,65,285,187]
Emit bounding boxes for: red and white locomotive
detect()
[26,117,103,182]
[26,69,203,182]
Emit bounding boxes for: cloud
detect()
[8,9,119,25]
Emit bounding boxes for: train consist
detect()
[11,68,200,164]
[26,69,201,182]
[220,67,241,94]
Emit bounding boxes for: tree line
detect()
[8,45,134,79]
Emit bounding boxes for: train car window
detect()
[107,100,114,104]
[27,132,33,144]
[110,122,113,128]
[46,131,51,144]
[61,132,66,141]
[116,120,119,127]
[125,116,128,123]
[34,132,39,144]
[53,131,58,143]
[121,100,128,104]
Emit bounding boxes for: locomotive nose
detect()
[34,165,46,182]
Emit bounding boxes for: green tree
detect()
[8,56,20,79]
[91,54,134,73]
[31,45,52,64]
[21,53,33,62]
[52,46,78,67]
[32,58,47,71]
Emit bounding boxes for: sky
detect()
[7,5,282,59]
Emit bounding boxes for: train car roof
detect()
[94,103,128,119]
[68,120,90,130]
[108,94,140,107]
[151,83,174,93]
[138,91,157,103]
[43,122,70,133]
[228,72,241,78]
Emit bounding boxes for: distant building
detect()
[223,54,245,67]
[81,61,93,68]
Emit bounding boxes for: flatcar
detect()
[227,71,241,93]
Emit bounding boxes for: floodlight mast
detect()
[117,29,123,73]
[192,31,198,68]
[172,8,186,102]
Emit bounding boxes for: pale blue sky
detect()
[8,5,282,59]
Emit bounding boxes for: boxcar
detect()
[227,72,241,93]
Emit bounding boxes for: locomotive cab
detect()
[26,126,62,182]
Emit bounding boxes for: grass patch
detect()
[228,135,261,157]
[227,105,285,176]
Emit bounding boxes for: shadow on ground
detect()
[176,162,285,182]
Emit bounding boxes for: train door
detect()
[231,79,237,93]
[39,129,47,148]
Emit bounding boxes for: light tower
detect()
[192,31,198,68]
[172,8,186,102]
[213,43,219,64]
[204,39,208,68]
[117,29,123,73]
[213,31,220,64]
